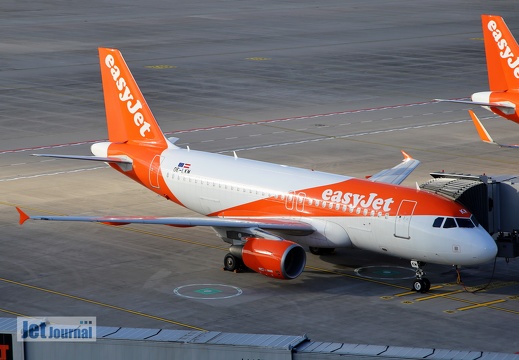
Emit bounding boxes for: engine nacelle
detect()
[242,238,306,280]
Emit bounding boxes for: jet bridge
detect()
[420,172,519,258]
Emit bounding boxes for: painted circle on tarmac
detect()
[174,284,243,300]
[354,266,415,280]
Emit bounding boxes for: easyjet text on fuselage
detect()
[321,189,394,212]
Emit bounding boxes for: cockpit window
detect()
[456,217,475,228]
[433,217,444,228]
[471,215,479,227]
[443,218,457,228]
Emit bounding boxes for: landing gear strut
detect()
[411,260,431,293]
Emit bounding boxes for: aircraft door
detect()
[394,200,416,239]
[285,191,295,210]
[149,155,164,189]
[296,192,306,212]
[285,191,306,212]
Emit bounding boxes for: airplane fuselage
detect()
[93,141,497,267]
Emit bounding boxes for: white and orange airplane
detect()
[17,48,498,293]
[437,15,519,123]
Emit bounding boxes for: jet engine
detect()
[241,238,306,279]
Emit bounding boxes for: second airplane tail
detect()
[481,14,519,92]
[98,48,169,148]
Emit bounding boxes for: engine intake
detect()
[242,238,306,279]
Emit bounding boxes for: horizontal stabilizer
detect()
[435,99,516,111]
[32,154,132,164]
[368,150,420,185]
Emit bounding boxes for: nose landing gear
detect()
[411,260,431,293]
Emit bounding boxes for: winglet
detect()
[16,207,30,225]
[468,110,494,144]
[401,150,412,161]
[368,151,420,185]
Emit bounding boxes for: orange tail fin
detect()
[98,48,168,148]
[481,15,519,91]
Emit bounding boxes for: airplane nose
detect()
[472,230,498,263]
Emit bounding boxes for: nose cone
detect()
[469,229,498,264]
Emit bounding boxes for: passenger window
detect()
[456,218,475,228]
[443,218,457,228]
[433,217,444,228]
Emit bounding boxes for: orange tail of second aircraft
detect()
[482,14,519,92]
[98,48,168,148]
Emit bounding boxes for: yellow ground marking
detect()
[304,265,410,290]
[0,308,27,317]
[144,65,176,69]
[394,285,444,297]
[457,299,507,311]
[415,290,464,301]
[462,281,519,292]
[0,277,206,332]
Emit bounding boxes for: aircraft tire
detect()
[224,253,239,272]
[422,278,431,293]
[412,279,430,293]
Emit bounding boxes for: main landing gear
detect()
[411,260,431,293]
[223,253,244,272]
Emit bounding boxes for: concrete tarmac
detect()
[1,0,519,354]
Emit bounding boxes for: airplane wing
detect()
[435,99,516,113]
[16,207,315,233]
[468,109,519,148]
[368,150,420,184]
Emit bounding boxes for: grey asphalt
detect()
[1,0,519,354]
